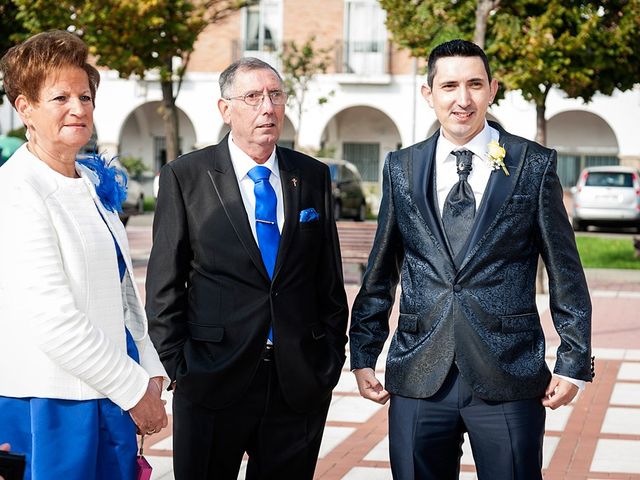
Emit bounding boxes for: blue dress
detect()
[0,236,139,480]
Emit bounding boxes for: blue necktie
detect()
[248,165,280,342]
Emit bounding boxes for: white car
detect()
[571,166,640,232]
[153,172,160,199]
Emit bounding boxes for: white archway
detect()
[547,110,619,187]
[119,102,197,173]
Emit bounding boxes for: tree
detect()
[279,36,332,149]
[380,0,640,145]
[13,0,253,163]
[0,1,29,105]
[488,0,640,145]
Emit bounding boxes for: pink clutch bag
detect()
[137,435,153,480]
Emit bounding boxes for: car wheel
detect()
[355,202,366,222]
[137,195,145,214]
[334,201,341,221]
[572,218,585,231]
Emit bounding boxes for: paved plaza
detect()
[126,218,640,479]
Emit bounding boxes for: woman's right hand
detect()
[0,443,9,451]
[128,379,168,435]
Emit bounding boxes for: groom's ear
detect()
[421,84,433,108]
[489,78,499,103]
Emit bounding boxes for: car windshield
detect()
[585,172,633,188]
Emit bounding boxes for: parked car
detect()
[318,158,367,221]
[571,166,640,232]
[119,174,145,226]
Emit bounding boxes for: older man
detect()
[146,58,348,480]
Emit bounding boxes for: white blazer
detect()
[0,145,167,411]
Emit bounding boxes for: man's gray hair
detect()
[219,57,283,98]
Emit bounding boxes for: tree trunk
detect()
[474,0,500,48]
[535,100,547,146]
[160,78,180,164]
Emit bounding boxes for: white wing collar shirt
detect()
[228,133,285,240]
[434,121,497,215]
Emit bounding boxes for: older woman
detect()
[0,31,168,480]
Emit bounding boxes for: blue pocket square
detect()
[299,208,320,223]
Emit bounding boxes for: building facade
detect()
[1,0,638,209]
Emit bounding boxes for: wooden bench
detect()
[337,221,377,283]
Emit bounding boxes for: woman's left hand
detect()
[128,377,168,435]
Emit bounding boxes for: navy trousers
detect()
[389,365,545,480]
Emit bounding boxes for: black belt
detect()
[261,344,274,362]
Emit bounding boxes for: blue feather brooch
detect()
[77,153,128,213]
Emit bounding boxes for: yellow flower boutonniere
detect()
[487,140,509,176]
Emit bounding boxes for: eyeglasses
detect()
[225,90,288,106]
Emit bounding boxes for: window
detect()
[154,136,183,172]
[343,0,387,74]
[343,142,379,182]
[585,172,633,188]
[243,1,281,67]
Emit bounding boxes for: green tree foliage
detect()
[280,36,332,149]
[488,0,640,144]
[12,0,252,163]
[0,1,29,105]
[379,0,640,145]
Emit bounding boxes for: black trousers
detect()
[389,365,545,480]
[172,353,331,480]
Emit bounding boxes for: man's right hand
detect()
[129,379,168,435]
[354,368,390,404]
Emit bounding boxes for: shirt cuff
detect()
[556,374,585,391]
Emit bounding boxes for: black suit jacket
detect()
[146,136,348,413]
[349,123,593,401]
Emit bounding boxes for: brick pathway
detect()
[126,218,640,480]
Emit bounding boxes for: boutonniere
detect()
[486,140,509,176]
[77,153,128,212]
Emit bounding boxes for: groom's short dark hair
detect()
[426,39,492,88]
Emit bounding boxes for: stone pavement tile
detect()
[601,407,640,435]
[626,350,640,361]
[319,426,357,458]
[334,373,359,393]
[542,436,561,469]
[341,467,391,479]
[327,395,385,423]
[611,383,640,406]
[619,361,640,380]
[363,436,388,462]
[146,456,173,479]
[546,406,574,431]
[593,347,626,360]
[591,438,640,474]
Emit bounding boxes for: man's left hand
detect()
[541,376,579,409]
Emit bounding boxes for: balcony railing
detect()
[231,39,392,77]
[333,39,391,76]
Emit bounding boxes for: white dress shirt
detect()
[435,121,498,215]
[433,122,585,392]
[228,134,284,241]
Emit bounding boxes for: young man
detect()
[349,39,593,480]
[146,58,348,480]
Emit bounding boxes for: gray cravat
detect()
[442,150,475,256]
